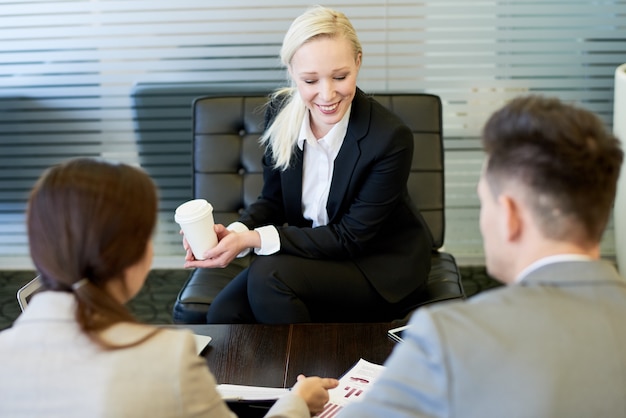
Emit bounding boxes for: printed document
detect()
[314,358,385,418]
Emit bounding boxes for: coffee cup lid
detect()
[174,199,213,223]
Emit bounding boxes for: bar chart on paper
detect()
[315,358,385,418]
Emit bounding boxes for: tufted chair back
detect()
[192,95,267,227]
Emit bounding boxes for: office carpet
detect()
[0,267,501,331]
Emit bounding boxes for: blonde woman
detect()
[184,6,433,324]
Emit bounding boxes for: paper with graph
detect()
[314,358,385,418]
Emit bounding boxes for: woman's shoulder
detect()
[364,91,403,118]
[103,322,196,353]
[353,89,410,133]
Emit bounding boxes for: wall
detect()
[1,0,625,268]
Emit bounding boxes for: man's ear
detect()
[498,194,523,242]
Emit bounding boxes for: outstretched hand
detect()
[291,374,339,415]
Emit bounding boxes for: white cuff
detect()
[254,225,280,255]
[227,222,251,257]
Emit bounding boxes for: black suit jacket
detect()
[239,88,433,303]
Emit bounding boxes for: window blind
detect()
[1,0,624,268]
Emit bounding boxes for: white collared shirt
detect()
[229,105,351,255]
[298,105,351,227]
[515,254,595,283]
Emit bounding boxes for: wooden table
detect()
[185,323,397,388]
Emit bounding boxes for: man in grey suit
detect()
[339,95,625,418]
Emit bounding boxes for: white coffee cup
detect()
[174,199,217,260]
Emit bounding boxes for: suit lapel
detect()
[326,90,371,222]
[281,145,304,221]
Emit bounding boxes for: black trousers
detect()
[205,254,425,324]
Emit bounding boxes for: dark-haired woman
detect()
[0,158,337,417]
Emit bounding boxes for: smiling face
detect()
[289,36,361,138]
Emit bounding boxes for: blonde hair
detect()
[260,5,362,170]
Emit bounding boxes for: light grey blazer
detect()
[340,260,626,418]
[0,292,308,418]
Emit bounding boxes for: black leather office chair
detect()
[172,93,465,324]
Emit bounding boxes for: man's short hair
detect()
[482,95,623,243]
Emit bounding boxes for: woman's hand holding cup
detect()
[174,199,217,261]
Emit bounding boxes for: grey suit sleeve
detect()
[338,310,451,418]
[175,331,310,418]
[175,332,237,418]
